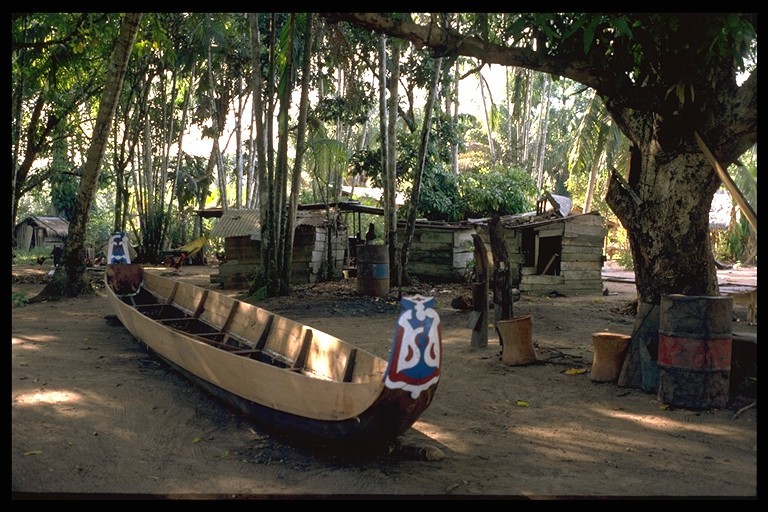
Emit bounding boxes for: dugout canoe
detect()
[105,263,442,447]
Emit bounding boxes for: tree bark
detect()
[248,13,271,293]
[385,40,400,287]
[283,13,315,291]
[31,12,142,301]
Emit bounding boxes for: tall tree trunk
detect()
[377,33,389,210]
[282,13,315,291]
[535,74,552,190]
[385,40,400,287]
[206,14,228,213]
[450,60,460,175]
[32,12,142,301]
[583,151,599,213]
[261,14,279,295]
[234,74,245,209]
[521,69,533,169]
[173,62,194,235]
[248,13,270,289]
[399,57,443,292]
[478,69,496,163]
[606,122,722,391]
[273,14,295,294]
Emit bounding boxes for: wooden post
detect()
[470,234,488,348]
[489,214,513,325]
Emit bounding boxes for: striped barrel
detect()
[657,294,733,409]
[356,244,389,297]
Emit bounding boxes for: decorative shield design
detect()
[385,295,442,399]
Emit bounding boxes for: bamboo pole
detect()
[694,132,757,232]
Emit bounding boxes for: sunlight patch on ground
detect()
[595,407,746,437]
[14,389,82,406]
[412,419,465,451]
[12,335,58,347]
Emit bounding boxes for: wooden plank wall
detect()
[397,226,476,283]
[476,213,607,296]
[523,214,606,295]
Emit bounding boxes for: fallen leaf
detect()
[564,368,587,375]
[514,400,530,407]
[23,450,42,456]
[193,437,202,443]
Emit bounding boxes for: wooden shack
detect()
[333,200,477,284]
[291,210,347,284]
[13,216,70,251]
[396,220,476,283]
[474,193,608,296]
[209,208,347,289]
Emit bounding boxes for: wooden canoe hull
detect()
[105,264,441,446]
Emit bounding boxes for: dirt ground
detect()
[11,261,757,500]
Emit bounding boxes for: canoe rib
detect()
[105,263,441,446]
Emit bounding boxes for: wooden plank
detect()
[292,329,313,369]
[562,233,606,246]
[561,270,602,281]
[568,213,605,226]
[522,275,564,285]
[166,281,179,305]
[406,251,454,265]
[231,349,264,356]
[412,230,454,244]
[342,348,357,383]
[541,253,559,275]
[536,227,564,238]
[560,260,603,271]
[192,289,209,319]
[254,314,274,350]
[561,247,604,260]
[563,223,608,237]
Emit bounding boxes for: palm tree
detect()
[567,88,628,214]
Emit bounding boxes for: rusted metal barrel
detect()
[356,244,389,297]
[657,294,733,409]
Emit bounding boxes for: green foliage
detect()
[615,247,634,270]
[314,92,374,126]
[457,164,536,217]
[12,292,29,308]
[724,216,756,265]
[247,269,270,301]
[416,166,463,221]
[13,247,51,265]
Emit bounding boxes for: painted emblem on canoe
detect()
[385,295,442,399]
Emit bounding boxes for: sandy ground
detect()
[11,261,757,499]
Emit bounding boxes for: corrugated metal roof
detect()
[209,209,261,238]
[210,209,337,239]
[296,209,335,228]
